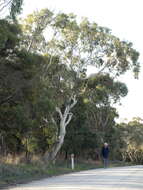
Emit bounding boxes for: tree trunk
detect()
[44,95,77,162]
[47,121,66,161]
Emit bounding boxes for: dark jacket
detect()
[101,147,109,159]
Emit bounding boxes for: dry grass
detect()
[0,155,132,189]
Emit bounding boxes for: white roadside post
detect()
[71,154,74,170]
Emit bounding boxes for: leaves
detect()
[0,0,23,20]
[0,10,141,162]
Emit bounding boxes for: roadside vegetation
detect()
[0,157,133,189]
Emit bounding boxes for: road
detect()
[7,165,143,190]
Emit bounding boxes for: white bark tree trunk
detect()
[44,95,77,162]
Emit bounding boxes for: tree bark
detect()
[44,95,77,162]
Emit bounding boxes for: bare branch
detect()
[69,95,77,109]
[0,90,17,105]
[97,64,108,75]
[65,113,73,126]
[63,104,70,115]
[51,117,57,125]
[43,32,58,72]
[27,40,33,52]
[0,0,12,13]
[56,107,63,119]
[43,117,48,123]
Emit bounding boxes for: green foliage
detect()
[0,9,141,165]
[0,19,59,156]
[10,0,23,19]
[118,118,143,164]
[86,74,128,104]
[0,0,23,20]
[21,9,140,78]
[0,19,20,51]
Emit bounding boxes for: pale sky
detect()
[21,0,143,121]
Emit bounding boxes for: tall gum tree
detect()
[21,9,140,161]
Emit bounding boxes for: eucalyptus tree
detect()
[20,9,140,161]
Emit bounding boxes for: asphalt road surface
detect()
[7,165,143,190]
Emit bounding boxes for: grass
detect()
[0,159,133,189]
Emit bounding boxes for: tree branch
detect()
[69,95,77,109]
[51,116,57,125]
[65,113,73,126]
[0,0,12,13]
[56,107,63,120]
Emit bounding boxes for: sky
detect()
[21,0,143,122]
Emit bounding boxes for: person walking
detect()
[101,142,109,168]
